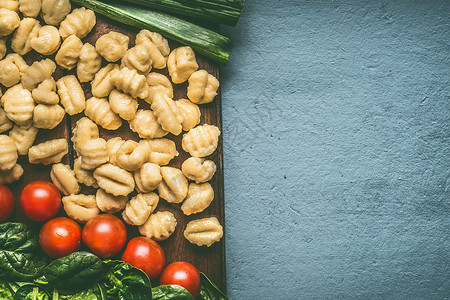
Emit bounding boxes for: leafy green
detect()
[59,286,103,300]
[13,284,50,300]
[99,260,151,300]
[71,0,232,64]
[0,279,15,300]
[198,273,228,300]
[43,252,105,293]
[152,285,194,300]
[0,223,38,253]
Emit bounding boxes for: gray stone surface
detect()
[220,0,449,299]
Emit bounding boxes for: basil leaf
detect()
[0,223,38,253]
[14,284,50,300]
[198,273,228,300]
[152,285,195,300]
[0,278,14,300]
[100,260,151,300]
[44,252,105,293]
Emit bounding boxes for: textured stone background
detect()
[220,0,449,299]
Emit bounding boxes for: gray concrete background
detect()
[220,1,449,299]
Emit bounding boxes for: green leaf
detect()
[44,252,105,293]
[197,273,227,300]
[99,260,151,300]
[152,285,194,300]
[0,223,38,253]
[13,284,50,300]
[0,278,15,300]
[59,287,102,300]
[0,251,48,282]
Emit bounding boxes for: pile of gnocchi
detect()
[0,0,223,248]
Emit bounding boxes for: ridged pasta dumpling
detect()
[176,99,201,131]
[93,164,135,196]
[55,34,83,70]
[85,97,122,130]
[187,70,220,104]
[0,164,23,184]
[62,194,99,223]
[30,26,61,55]
[157,167,188,203]
[0,37,6,59]
[19,0,41,18]
[181,157,216,183]
[96,189,127,214]
[59,7,95,39]
[139,211,177,241]
[0,107,13,134]
[0,135,18,171]
[40,0,71,26]
[95,31,129,62]
[110,67,149,99]
[32,77,59,105]
[121,44,152,75]
[109,90,138,121]
[77,43,101,83]
[0,0,19,11]
[145,72,173,104]
[129,110,167,139]
[184,217,223,247]
[0,53,28,87]
[21,58,56,90]
[0,8,20,37]
[167,46,198,84]
[2,84,35,126]
[151,93,184,135]
[182,125,220,157]
[91,64,119,98]
[135,29,170,69]
[71,117,99,155]
[50,163,80,196]
[181,183,214,215]
[145,138,178,166]
[9,124,38,155]
[134,163,162,193]
[122,193,159,226]
[33,104,65,129]
[56,75,85,115]
[78,138,108,170]
[11,18,40,55]
[28,138,68,165]
[115,140,149,172]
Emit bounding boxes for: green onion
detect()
[119,0,244,26]
[72,0,232,64]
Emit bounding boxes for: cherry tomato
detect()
[121,237,165,279]
[0,184,14,222]
[159,262,201,297]
[20,181,61,222]
[39,217,81,258]
[82,214,127,258]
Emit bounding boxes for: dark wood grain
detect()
[4,13,225,293]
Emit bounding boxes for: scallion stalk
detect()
[72,0,232,64]
[119,0,244,26]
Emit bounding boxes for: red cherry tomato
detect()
[39,217,81,258]
[121,237,165,279]
[0,184,14,222]
[160,262,201,297]
[82,214,127,258]
[20,181,61,222]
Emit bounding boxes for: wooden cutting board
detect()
[5,13,226,292]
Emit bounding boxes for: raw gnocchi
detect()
[187,70,220,104]
[96,189,127,214]
[33,104,65,129]
[135,30,169,69]
[182,125,220,157]
[134,163,162,193]
[122,193,159,226]
[93,164,135,196]
[110,67,149,99]
[56,75,85,115]
[151,93,184,135]
[30,25,61,55]
[78,138,108,171]
[0,8,20,37]
[0,164,23,184]
[71,117,99,155]
[73,157,98,188]
[0,108,13,133]
[28,139,68,165]
[157,166,188,203]
[59,7,95,39]
[146,72,173,104]
[181,183,214,215]
[32,77,59,105]
[2,84,35,126]
[50,163,80,196]
[91,64,119,98]
[77,43,101,82]
[11,17,40,55]
[109,90,138,121]
[55,34,83,70]
[181,157,216,183]
[176,99,201,131]
[0,37,6,59]
[0,53,28,87]
[115,140,149,172]
[40,0,71,25]
[19,0,41,18]
[95,31,129,62]
[106,137,125,166]
[121,44,152,75]
[139,211,177,241]
[0,135,18,171]
[129,109,167,139]
[0,1,19,12]
[167,46,198,84]
[145,138,178,166]
[184,217,223,247]
[22,58,56,90]
[62,194,99,223]
[9,124,38,155]
[85,97,122,130]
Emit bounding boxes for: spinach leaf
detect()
[44,252,105,293]
[13,284,50,300]
[0,278,15,299]
[99,260,151,300]
[152,285,194,300]
[59,285,103,300]
[0,223,48,282]
[198,273,228,300]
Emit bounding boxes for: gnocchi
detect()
[110,67,149,99]
[96,189,127,214]
[95,31,129,62]
[91,64,119,98]
[0,53,28,87]
[106,137,125,166]
[55,34,83,70]
[62,194,99,223]
[122,193,159,226]
[0,107,13,133]
[181,157,216,183]
[59,7,95,39]
[129,109,167,139]
[181,183,214,215]
[109,90,138,121]
[135,30,169,69]
[22,59,56,90]
[56,75,85,115]
[182,125,220,157]
[0,135,18,171]
[151,93,184,135]
[28,138,68,165]
[176,99,201,131]
[157,167,188,203]
[30,25,61,55]
[115,140,149,172]
[19,0,41,18]
[33,104,65,129]
[121,45,152,75]
[9,124,38,155]
[145,72,173,104]
[2,84,35,126]
[187,70,220,104]
[73,157,98,188]
[32,77,59,105]
[71,117,99,155]
[134,163,162,193]
[93,164,135,196]
[0,8,20,37]
[77,43,101,83]
[50,163,80,196]
[167,46,198,84]
[0,37,6,59]
[0,1,19,12]
[0,164,23,184]
[139,211,177,241]
[184,217,223,247]
[40,0,71,25]
[78,138,108,170]
[85,97,122,130]
[11,17,40,55]
[145,138,178,166]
